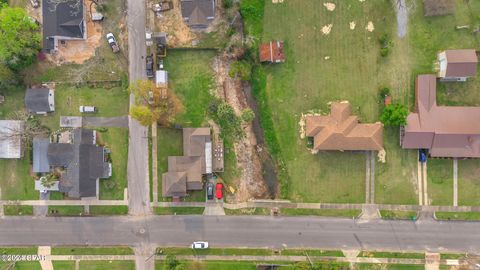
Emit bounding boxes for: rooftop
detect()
[25,87,55,113]
[259,41,285,63]
[0,120,24,159]
[402,75,480,157]
[305,102,383,151]
[180,0,215,29]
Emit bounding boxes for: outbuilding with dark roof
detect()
[25,87,55,114]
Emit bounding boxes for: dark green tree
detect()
[0,4,41,70]
[380,103,408,126]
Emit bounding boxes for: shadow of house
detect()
[180,0,216,30]
[42,0,86,53]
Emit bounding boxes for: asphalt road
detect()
[2,216,480,253]
[126,0,150,217]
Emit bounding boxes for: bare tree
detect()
[0,111,50,142]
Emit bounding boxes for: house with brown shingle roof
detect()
[401,75,480,158]
[259,41,285,63]
[305,102,383,151]
[162,128,218,198]
[437,49,478,81]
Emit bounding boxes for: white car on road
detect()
[191,241,209,249]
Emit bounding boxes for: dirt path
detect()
[395,0,408,38]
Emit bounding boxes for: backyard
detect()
[157,49,238,201]
[256,0,480,203]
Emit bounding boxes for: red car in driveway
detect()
[215,183,223,199]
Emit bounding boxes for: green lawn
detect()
[0,261,42,270]
[376,127,418,205]
[457,159,480,206]
[97,128,129,200]
[0,142,36,200]
[280,208,361,218]
[259,0,399,202]
[154,207,204,215]
[48,206,85,216]
[359,251,425,259]
[357,264,424,270]
[157,128,183,202]
[89,206,129,215]
[435,211,480,221]
[224,208,270,215]
[255,0,480,203]
[51,247,133,255]
[4,205,33,216]
[52,261,76,270]
[427,159,453,205]
[165,49,216,127]
[157,247,273,256]
[80,261,135,270]
[0,247,37,255]
[281,249,344,257]
[156,261,263,270]
[40,85,129,131]
[380,210,417,220]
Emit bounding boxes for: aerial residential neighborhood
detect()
[1,0,480,269]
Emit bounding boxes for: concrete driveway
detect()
[83,116,128,128]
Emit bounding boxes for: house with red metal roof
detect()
[437,49,478,81]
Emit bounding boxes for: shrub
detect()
[380,103,408,126]
[378,33,393,57]
[229,60,252,81]
[222,0,233,9]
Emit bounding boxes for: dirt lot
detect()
[48,0,103,64]
[153,0,197,47]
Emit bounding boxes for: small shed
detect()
[437,49,478,81]
[25,87,55,114]
[156,70,168,87]
[259,41,285,63]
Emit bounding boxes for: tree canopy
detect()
[0,4,41,70]
[380,103,409,126]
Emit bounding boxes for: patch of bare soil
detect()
[47,0,103,65]
[212,55,268,202]
[154,0,197,47]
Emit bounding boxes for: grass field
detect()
[89,206,129,215]
[0,152,36,200]
[48,206,85,216]
[359,251,424,259]
[435,212,480,221]
[256,0,480,203]
[52,261,76,270]
[40,85,129,130]
[80,261,135,270]
[280,208,361,217]
[260,0,408,202]
[97,128,129,200]
[51,247,133,255]
[157,128,183,201]
[427,159,453,205]
[154,207,204,215]
[380,210,417,220]
[4,205,33,215]
[457,159,480,206]
[376,128,418,205]
[164,49,216,127]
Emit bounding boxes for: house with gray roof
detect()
[25,87,55,114]
[42,0,86,52]
[162,128,224,198]
[33,137,51,173]
[41,129,111,198]
[180,0,216,29]
[0,120,24,159]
